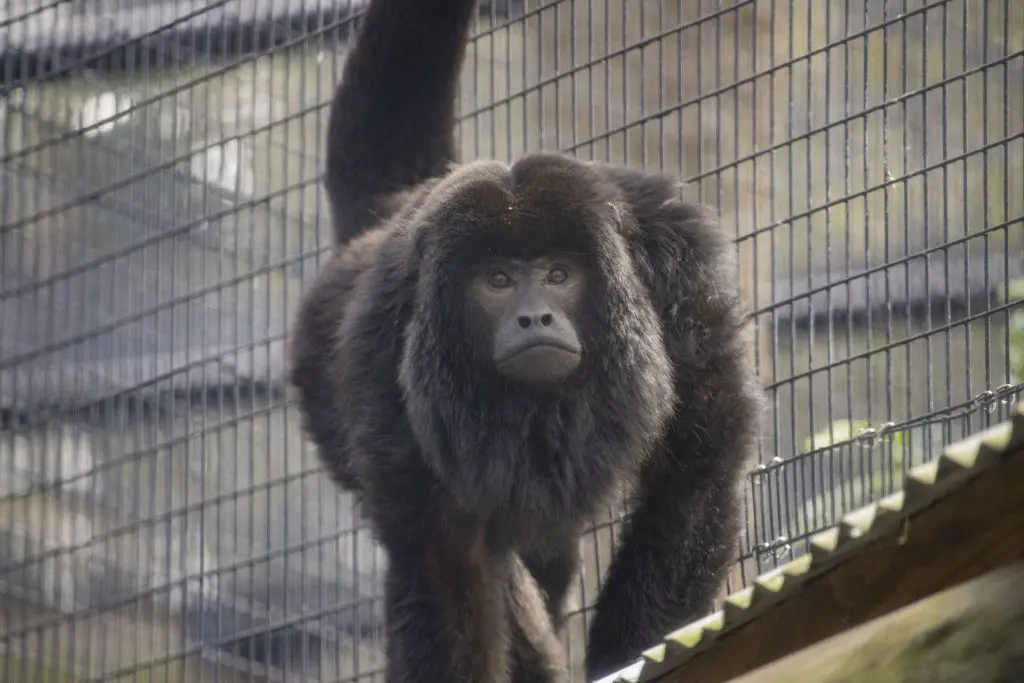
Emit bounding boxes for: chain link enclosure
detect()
[0,0,1021,681]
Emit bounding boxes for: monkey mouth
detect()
[495,339,581,365]
[494,339,582,384]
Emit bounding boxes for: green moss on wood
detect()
[827,599,1024,683]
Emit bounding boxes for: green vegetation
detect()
[1004,279,1024,383]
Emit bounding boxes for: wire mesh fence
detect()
[0,0,1021,680]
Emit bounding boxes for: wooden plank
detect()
[655,439,1024,683]
[724,561,1024,683]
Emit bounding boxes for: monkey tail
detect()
[324,0,479,245]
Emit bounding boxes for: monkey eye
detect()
[545,266,569,285]
[487,270,514,289]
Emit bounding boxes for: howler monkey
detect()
[289,0,763,681]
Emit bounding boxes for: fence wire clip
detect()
[749,456,784,486]
[973,384,1017,412]
[754,535,792,562]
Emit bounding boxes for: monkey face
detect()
[467,257,586,384]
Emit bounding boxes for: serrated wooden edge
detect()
[597,402,1024,683]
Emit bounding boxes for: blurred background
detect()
[0,0,1021,680]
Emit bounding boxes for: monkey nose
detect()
[517,312,555,329]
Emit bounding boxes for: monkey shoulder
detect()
[606,165,760,444]
[598,165,745,347]
[603,166,733,296]
[291,226,396,375]
[289,216,422,485]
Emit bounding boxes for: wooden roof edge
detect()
[595,401,1024,683]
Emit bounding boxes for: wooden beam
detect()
[654,435,1024,683]
[723,562,1024,683]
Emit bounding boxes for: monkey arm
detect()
[371,478,571,683]
[584,439,748,680]
[507,553,572,683]
[587,168,762,680]
[518,524,582,630]
[585,330,759,680]
[378,497,516,683]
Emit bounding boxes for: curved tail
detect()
[325,0,480,244]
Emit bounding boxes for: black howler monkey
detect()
[289,0,763,681]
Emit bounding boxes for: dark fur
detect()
[289,1,762,681]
